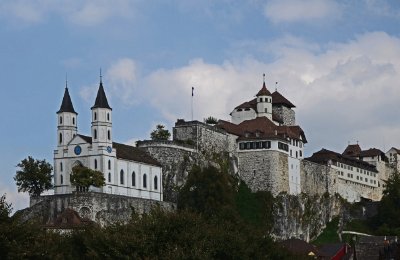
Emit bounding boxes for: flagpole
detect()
[191,87,194,121]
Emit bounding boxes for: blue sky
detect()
[1,0,400,211]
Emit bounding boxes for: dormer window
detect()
[245,108,251,111]
[237,108,242,112]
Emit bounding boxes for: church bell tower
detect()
[57,85,78,147]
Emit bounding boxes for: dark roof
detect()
[271,90,295,108]
[343,144,362,157]
[359,148,384,158]
[217,117,307,143]
[45,208,92,229]
[91,81,111,110]
[280,238,319,256]
[57,87,77,114]
[306,148,378,172]
[256,82,272,96]
[76,135,161,166]
[388,147,400,154]
[318,243,347,258]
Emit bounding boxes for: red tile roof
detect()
[343,144,362,157]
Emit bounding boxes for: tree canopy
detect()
[204,116,218,125]
[150,124,171,140]
[70,165,105,191]
[14,156,53,197]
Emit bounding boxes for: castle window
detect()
[60,162,63,172]
[120,170,124,185]
[290,150,292,157]
[94,159,97,169]
[59,116,62,124]
[239,143,245,150]
[244,108,251,111]
[143,174,147,188]
[59,133,62,144]
[154,176,158,190]
[265,108,268,113]
[60,174,63,185]
[94,129,97,139]
[296,151,298,158]
[108,160,111,170]
[132,171,136,186]
[107,130,111,140]
[299,151,303,157]
[278,142,289,152]
[107,113,110,121]
[237,109,242,112]
[94,112,97,120]
[108,172,111,183]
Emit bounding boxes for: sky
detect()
[1,0,400,211]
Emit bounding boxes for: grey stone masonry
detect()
[24,192,175,226]
[301,160,338,196]
[238,150,289,196]
[273,106,295,126]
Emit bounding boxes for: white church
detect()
[54,78,163,201]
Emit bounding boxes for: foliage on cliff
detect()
[150,124,171,140]
[14,156,53,197]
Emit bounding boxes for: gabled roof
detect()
[306,148,378,172]
[76,135,161,166]
[256,82,271,96]
[271,90,295,108]
[217,117,307,143]
[359,148,384,158]
[91,81,111,110]
[387,147,400,154]
[57,87,77,114]
[343,144,361,157]
[234,98,257,110]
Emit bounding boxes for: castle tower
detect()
[91,77,112,148]
[256,79,272,120]
[57,86,78,147]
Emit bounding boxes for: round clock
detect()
[74,145,82,155]
[107,146,112,153]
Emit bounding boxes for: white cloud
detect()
[0,182,29,214]
[264,0,341,23]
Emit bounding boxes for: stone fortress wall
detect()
[300,160,338,196]
[272,106,295,126]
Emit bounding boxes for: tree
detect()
[204,116,218,125]
[150,124,171,141]
[14,156,53,197]
[70,165,105,191]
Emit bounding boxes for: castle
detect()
[54,78,163,201]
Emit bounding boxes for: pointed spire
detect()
[91,72,111,110]
[256,73,271,96]
[57,86,77,114]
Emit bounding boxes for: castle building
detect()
[385,147,400,171]
[54,79,163,201]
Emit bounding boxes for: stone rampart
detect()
[301,160,338,196]
[272,106,295,126]
[24,192,175,226]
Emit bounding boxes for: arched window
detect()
[132,171,136,186]
[94,159,97,169]
[108,172,111,183]
[94,129,97,139]
[59,116,62,124]
[107,130,111,140]
[120,170,124,185]
[154,176,158,190]
[60,174,63,185]
[143,174,147,188]
[108,160,111,170]
[59,133,63,144]
[107,113,110,121]
[94,112,97,120]
[60,162,63,172]
[72,117,75,125]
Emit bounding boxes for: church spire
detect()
[91,73,111,110]
[256,74,271,97]
[57,86,77,114]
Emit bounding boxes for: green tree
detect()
[204,116,218,125]
[71,165,105,191]
[150,124,171,140]
[14,156,53,197]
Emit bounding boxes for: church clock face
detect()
[74,145,82,155]
[107,146,112,153]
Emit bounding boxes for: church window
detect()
[72,117,75,125]
[296,151,298,158]
[60,174,63,185]
[94,129,97,139]
[107,130,111,140]
[60,162,63,172]
[108,172,111,183]
[94,159,97,169]
[143,174,147,188]
[59,133,62,144]
[132,172,136,186]
[107,113,110,121]
[154,176,158,190]
[120,170,124,184]
[108,160,111,170]
[59,116,62,124]
[94,112,97,120]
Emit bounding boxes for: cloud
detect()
[0,0,137,26]
[264,0,341,23]
[0,182,29,214]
